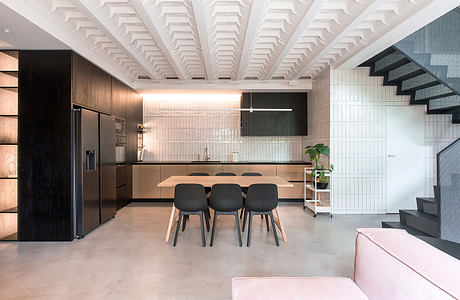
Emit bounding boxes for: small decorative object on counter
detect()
[137,123,145,132]
[231,151,239,162]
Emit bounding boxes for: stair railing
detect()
[436,137,460,243]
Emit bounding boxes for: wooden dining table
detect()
[158,176,293,243]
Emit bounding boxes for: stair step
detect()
[453,109,460,124]
[401,73,438,92]
[359,47,397,67]
[416,197,438,216]
[399,210,439,237]
[427,95,460,112]
[387,62,424,82]
[374,52,410,73]
[382,221,429,236]
[414,84,456,102]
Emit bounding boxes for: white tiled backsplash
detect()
[142,94,308,162]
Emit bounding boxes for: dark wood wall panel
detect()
[18,51,73,241]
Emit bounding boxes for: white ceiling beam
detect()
[73,0,162,80]
[135,79,312,92]
[335,0,460,69]
[263,0,326,80]
[191,0,216,80]
[129,0,189,80]
[290,0,388,80]
[0,0,135,87]
[236,0,270,80]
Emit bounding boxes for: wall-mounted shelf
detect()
[0,232,17,241]
[0,50,18,241]
[0,207,17,213]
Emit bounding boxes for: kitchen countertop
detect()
[134,161,312,165]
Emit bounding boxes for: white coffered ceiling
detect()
[1,0,460,91]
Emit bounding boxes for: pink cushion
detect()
[232,277,369,300]
[354,228,460,300]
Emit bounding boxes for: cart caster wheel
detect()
[303,206,306,210]
[330,214,333,218]
[313,214,317,218]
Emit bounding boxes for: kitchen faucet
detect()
[204,147,209,161]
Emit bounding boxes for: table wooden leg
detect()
[165,204,178,243]
[273,208,287,242]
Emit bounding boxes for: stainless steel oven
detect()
[115,119,126,163]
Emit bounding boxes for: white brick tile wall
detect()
[142,94,309,162]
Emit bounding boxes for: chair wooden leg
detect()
[173,211,183,247]
[199,212,206,247]
[269,211,279,247]
[265,214,269,231]
[247,211,253,247]
[234,211,242,247]
[210,211,218,247]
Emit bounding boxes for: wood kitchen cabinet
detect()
[221,164,250,175]
[186,164,222,176]
[72,53,91,108]
[111,77,127,119]
[91,65,112,114]
[160,165,187,198]
[132,165,161,198]
[72,53,112,114]
[276,165,306,181]
[249,165,276,176]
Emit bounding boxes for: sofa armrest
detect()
[354,228,460,300]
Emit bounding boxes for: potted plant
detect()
[305,143,333,189]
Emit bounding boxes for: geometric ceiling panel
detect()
[4,0,455,87]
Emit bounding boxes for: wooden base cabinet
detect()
[131,163,312,200]
[160,165,186,199]
[132,165,161,199]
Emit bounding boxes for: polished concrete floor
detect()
[0,203,397,299]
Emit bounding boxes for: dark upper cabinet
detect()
[111,77,127,119]
[72,54,91,108]
[91,65,112,114]
[241,92,307,136]
[126,88,141,163]
[72,53,112,114]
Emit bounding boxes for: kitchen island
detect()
[132,161,312,201]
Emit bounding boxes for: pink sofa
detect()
[232,228,460,300]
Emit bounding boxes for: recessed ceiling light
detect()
[1,28,13,34]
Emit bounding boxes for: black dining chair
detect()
[242,184,279,247]
[215,172,236,176]
[173,184,209,247]
[209,184,243,247]
[188,172,211,228]
[240,172,262,219]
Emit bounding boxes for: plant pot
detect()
[316,182,328,189]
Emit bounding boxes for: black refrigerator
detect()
[72,108,116,238]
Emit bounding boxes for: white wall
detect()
[142,93,308,162]
[304,67,330,150]
[329,68,460,214]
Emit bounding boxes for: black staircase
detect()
[363,7,460,248]
[360,7,460,124]
[382,138,460,245]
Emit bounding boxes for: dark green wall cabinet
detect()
[241,92,307,136]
